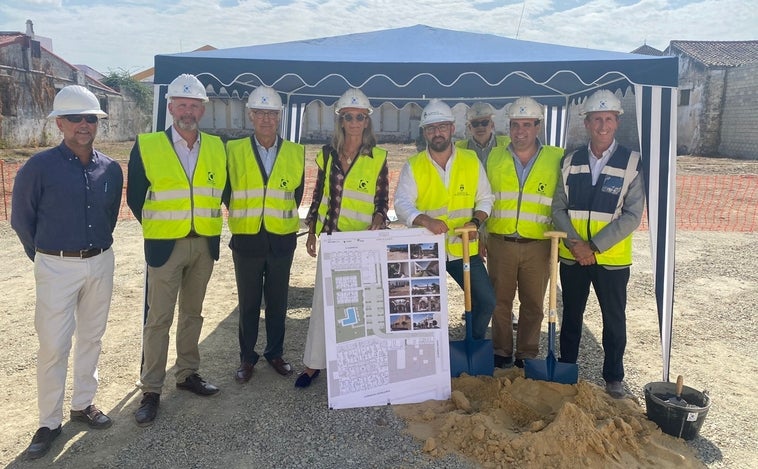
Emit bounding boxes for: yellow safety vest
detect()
[558,146,640,266]
[138,131,226,239]
[315,147,387,233]
[486,145,563,238]
[226,138,305,235]
[408,148,480,257]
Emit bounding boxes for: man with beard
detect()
[127,74,227,426]
[394,99,496,340]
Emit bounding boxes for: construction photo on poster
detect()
[319,228,451,409]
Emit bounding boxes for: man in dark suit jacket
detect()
[126,74,227,427]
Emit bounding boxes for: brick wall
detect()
[719,63,758,160]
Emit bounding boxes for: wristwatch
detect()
[469,217,481,229]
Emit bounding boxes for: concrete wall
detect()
[676,54,727,156]
[719,63,758,159]
[0,38,150,147]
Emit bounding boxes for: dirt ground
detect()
[0,142,756,467]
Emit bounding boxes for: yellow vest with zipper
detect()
[315,147,387,233]
[486,144,563,238]
[408,148,480,258]
[226,138,304,235]
[138,131,226,239]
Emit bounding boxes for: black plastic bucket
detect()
[643,381,711,440]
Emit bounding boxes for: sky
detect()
[1,0,756,74]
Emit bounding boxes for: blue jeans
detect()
[446,255,495,339]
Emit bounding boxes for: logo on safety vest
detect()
[280,178,289,189]
[358,179,368,191]
[207,171,215,183]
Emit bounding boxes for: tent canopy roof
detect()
[153,24,677,107]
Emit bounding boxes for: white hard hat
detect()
[165,74,208,102]
[506,96,543,120]
[47,85,107,118]
[335,88,373,115]
[466,102,495,121]
[420,99,454,127]
[247,86,282,110]
[580,89,624,116]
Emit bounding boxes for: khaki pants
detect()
[487,236,550,359]
[140,238,214,394]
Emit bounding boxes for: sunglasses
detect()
[470,119,490,128]
[63,115,99,124]
[341,113,367,122]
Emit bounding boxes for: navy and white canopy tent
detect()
[153,24,679,381]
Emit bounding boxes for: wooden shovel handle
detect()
[676,375,684,397]
[454,226,477,312]
[543,231,567,316]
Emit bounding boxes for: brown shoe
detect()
[267,357,293,376]
[70,404,112,429]
[235,361,255,383]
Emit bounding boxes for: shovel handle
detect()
[454,226,477,312]
[544,231,567,322]
[676,375,684,397]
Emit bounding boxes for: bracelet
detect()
[469,217,481,229]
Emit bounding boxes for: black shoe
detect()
[514,358,525,369]
[25,425,61,460]
[494,355,514,369]
[294,369,320,388]
[135,392,160,427]
[177,373,220,396]
[70,404,112,429]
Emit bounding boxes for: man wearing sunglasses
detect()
[455,102,510,166]
[224,86,305,382]
[485,97,563,370]
[11,85,123,459]
[394,99,496,341]
[127,74,227,426]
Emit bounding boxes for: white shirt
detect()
[171,126,200,179]
[587,139,618,185]
[394,147,494,229]
[255,135,279,177]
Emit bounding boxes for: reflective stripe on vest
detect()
[226,138,304,235]
[315,147,387,233]
[138,131,226,239]
[408,148,479,257]
[486,145,563,238]
[558,145,640,266]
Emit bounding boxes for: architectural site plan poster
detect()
[319,228,451,409]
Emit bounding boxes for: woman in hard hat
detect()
[296,88,389,388]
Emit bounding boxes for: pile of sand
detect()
[395,369,704,468]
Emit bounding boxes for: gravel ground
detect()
[1,223,755,468]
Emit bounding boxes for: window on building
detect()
[99,97,108,114]
[679,89,691,106]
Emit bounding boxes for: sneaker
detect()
[605,381,626,399]
[70,404,112,429]
[25,425,61,460]
[135,392,160,427]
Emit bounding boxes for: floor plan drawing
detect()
[320,228,452,409]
